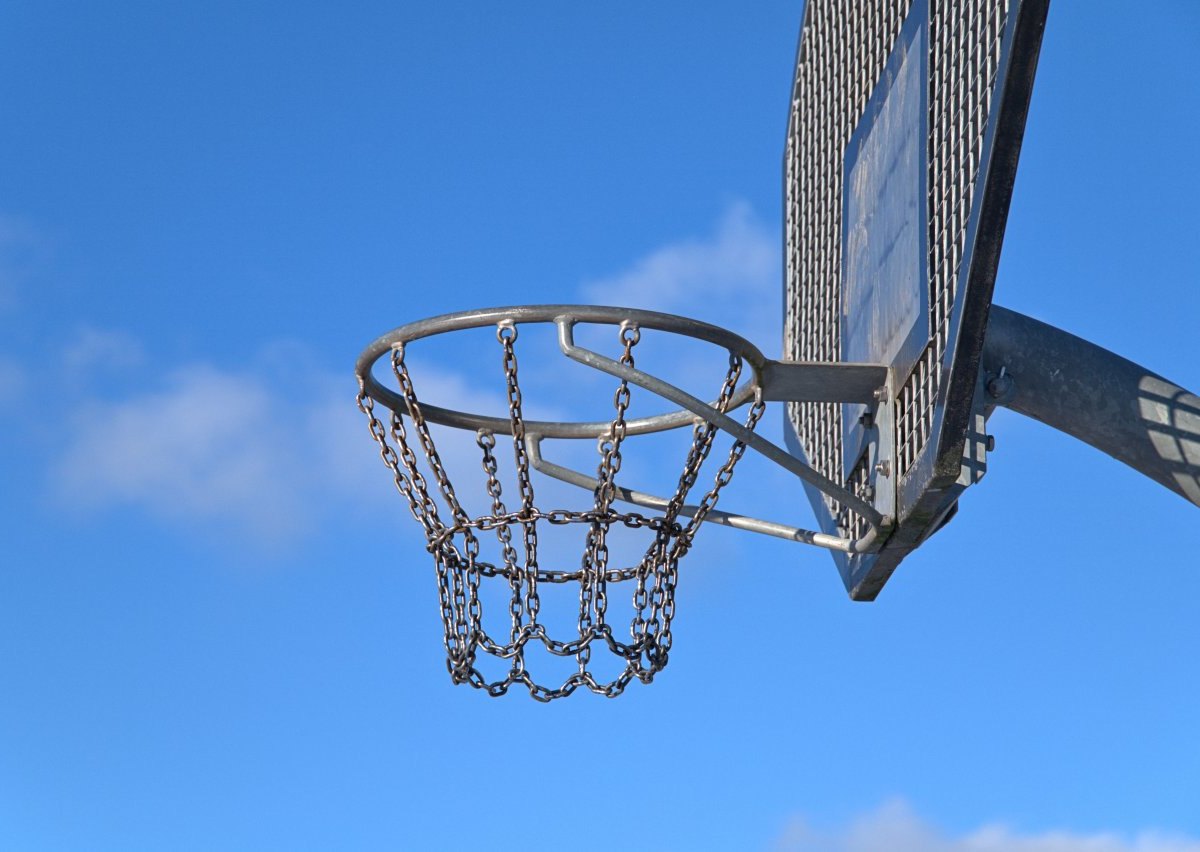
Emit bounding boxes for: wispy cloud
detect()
[0,214,47,313]
[776,800,1200,852]
[49,339,510,547]
[0,358,26,409]
[62,327,144,378]
[580,201,779,346]
[56,364,328,542]
[44,205,782,547]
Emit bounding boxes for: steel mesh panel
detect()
[840,455,875,540]
[784,0,911,518]
[897,0,1007,476]
[785,0,1009,516]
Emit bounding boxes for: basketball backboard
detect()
[782,0,1050,599]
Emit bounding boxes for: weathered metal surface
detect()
[839,1,931,479]
[783,0,1050,599]
[983,305,1200,507]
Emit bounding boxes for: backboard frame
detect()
[783,0,1051,599]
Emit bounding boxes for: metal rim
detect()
[355,304,767,439]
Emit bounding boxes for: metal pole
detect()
[982,305,1200,507]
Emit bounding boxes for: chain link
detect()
[357,322,766,701]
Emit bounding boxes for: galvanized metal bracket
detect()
[760,362,889,404]
[982,305,1200,507]
[552,317,891,553]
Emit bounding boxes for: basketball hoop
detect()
[355,305,890,700]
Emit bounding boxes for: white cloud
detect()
[580,201,779,346]
[62,327,144,378]
[0,357,26,408]
[50,342,512,546]
[0,214,46,312]
[57,365,318,541]
[572,202,784,445]
[46,206,782,547]
[775,800,1200,852]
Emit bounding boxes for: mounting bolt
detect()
[862,484,875,501]
[873,386,888,403]
[986,366,1013,400]
[874,459,891,478]
[985,434,996,452]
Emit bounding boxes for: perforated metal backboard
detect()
[782,0,1049,599]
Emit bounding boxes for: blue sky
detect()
[2,2,1199,850]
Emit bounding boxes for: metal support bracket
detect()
[982,305,1200,507]
[549,317,894,554]
[526,436,882,553]
[555,317,889,530]
[760,362,889,403]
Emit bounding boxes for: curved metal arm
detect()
[526,435,884,554]
[983,305,1200,507]
[555,316,888,530]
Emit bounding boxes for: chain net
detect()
[357,320,765,701]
